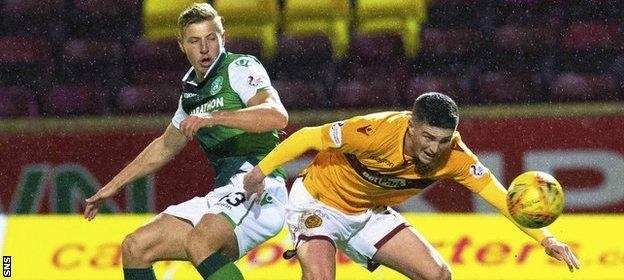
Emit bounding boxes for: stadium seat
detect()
[272,80,327,109]
[41,85,111,116]
[334,79,401,108]
[551,73,619,102]
[69,0,137,38]
[340,33,409,105]
[128,38,188,85]
[491,24,557,72]
[345,33,408,79]
[405,75,473,105]
[348,33,404,66]
[59,39,124,86]
[562,21,623,51]
[142,0,204,41]
[558,21,623,73]
[0,86,39,118]
[116,85,179,114]
[354,0,427,58]
[275,35,334,81]
[475,72,545,104]
[0,0,64,35]
[419,27,483,58]
[214,0,280,60]
[415,27,483,74]
[227,38,263,58]
[0,36,52,86]
[426,0,478,28]
[564,0,623,23]
[281,0,351,59]
[495,0,563,27]
[494,25,557,53]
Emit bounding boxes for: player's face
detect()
[178,20,224,78]
[410,121,455,165]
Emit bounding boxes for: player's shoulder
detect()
[226,52,264,69]
[444,131,490,181]
[448,131,479,162]
[350,111,411,126]
[341,111,410,140]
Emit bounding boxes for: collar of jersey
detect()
[182,47,227,86]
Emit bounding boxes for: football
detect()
[506,171,565,228]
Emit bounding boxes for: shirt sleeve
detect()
[228,56,273,105]
[171,96,188,129]
[258,126,324,175]
[318,115,375,154]
[257,115,375,175]
[449,134,495,193]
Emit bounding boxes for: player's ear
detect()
[407,119,415,136]
[177,40,185,54]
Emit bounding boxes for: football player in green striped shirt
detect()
[84,3,288,280]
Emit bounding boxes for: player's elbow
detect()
[274,112,288,130]
[262,108,288,131]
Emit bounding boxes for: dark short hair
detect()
[412,92,459,129]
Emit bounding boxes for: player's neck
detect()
[194,70,206,83]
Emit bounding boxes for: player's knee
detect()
[417,264,452,280]
[301,269,334,280]
[183,218,222,255]
[435,264,452,280]
[121,233,151,262]
[184,227,204,255]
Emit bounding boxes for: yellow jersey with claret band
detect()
[300,111,494,214]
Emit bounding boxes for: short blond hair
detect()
[178,3,224,39]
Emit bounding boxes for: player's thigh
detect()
[297,238,337,280]
[211,175,288,259]
[191,213,239,260]
[372,227,450,280]
[123,213,193,261]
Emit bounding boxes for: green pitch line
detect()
[1,102,623,134]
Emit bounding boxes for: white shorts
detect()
[163,173,287,259]
[285,177,409,271]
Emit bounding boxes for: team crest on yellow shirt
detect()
[304,214,323,228]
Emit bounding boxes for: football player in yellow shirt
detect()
[243,92,580,279]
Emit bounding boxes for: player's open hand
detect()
[243,166,266,203]
[541,237,580,272]
[180,114,216,140]
[84,184,119,221]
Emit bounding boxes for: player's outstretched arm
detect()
[541,236,581,271]
[179,88,288,138]
[84,123,188,220]
[476,179,580,271]
[242,126,324,198]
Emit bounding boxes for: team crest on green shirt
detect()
[235,58,250,67]
[210,76,224,95]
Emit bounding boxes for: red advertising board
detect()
[1,115,623,213]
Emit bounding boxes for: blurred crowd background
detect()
[0,0,623,118]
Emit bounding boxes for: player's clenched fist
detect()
[179,113,216,140]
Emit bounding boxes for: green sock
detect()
[196,253,244,280]
[123,267,156,280]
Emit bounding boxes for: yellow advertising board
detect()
[1,214,621,280]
